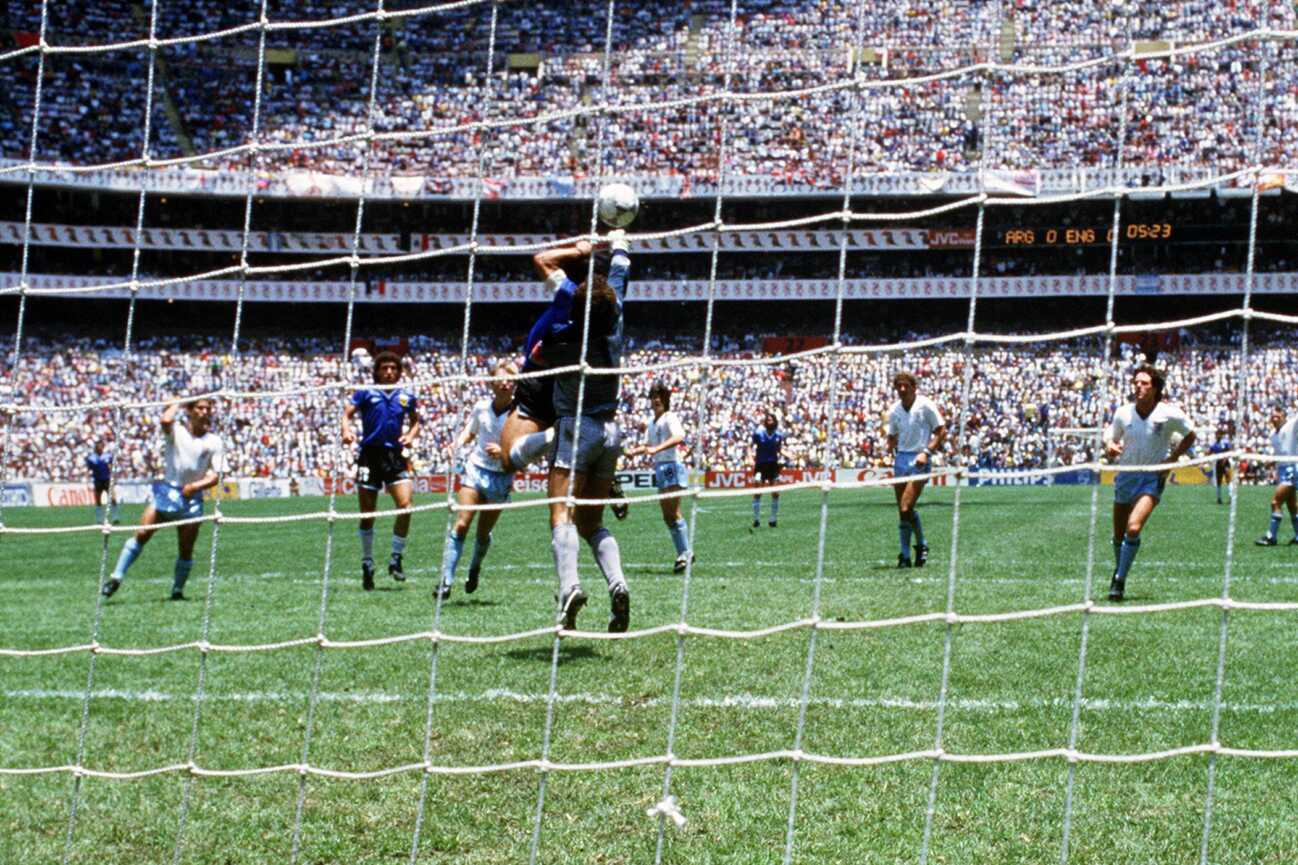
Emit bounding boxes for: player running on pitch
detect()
[102,398,225,601]
[1104,365,1197,601]
[438,362,517,599]
[342,350,420,591]
[751,412,784,529]
[623,381,693,573]
[887,371,946,568]
[1255,405,1298,546]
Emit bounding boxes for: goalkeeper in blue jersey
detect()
[1255,405,1298,546]
[342,351,421,591]
[751,412,784,529]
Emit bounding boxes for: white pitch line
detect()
[3,687,1296,715]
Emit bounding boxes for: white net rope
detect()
[2,1,1297,863]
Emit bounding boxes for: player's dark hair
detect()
[763,411,777,427]
[649,381,671,410]
[572,276,618,338]
[893,371,918,388]
[373,350,402,382]
[1133,364,1165,401]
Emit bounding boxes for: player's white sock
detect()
[109,502,119,522]
[1268,512,1281,540]
[441,531,465,585]
[391,534,407,559]
[509,428,555,470]
[358,527,375,563]
[752,496,761,522]
[667,519,689,556]
[770,496,780,523]
[95,506,104,524]
[587,527,627,595]
[552,523,582,599]
[112,537,143,580]
[470,533,492,569]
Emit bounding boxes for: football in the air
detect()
[597,183,639,228]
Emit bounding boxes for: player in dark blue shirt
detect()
[342,350,421,590]
[751,412,785,528]
[1208,423,1232,505]
[85,440,118,524]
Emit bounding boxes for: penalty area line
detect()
[2,687,1295,715]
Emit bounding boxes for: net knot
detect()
[647,795,686,828]
[89,640,101,655]
[789,748,805,763]
[315,633,328,647]
[197,640,211,654]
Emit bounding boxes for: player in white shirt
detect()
[886,371,946,568]
[623,382,693,573]
[438,362,518,598]
[102,398,226,601]
[1255,405,1298,546]
[1103,365,1197,601]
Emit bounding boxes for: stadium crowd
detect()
[1,328,1289,484]
[4,1,1298,178]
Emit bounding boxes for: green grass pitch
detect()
[3,484,1297,864]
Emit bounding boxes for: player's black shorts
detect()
[93,479,111,496]
[512,374,556,428]
[356,446,411,491]
[755,461,781,483]
[1215,459,1230,479]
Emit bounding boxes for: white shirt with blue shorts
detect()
[154,421,226,521]
[1272,417,1298,487]
[462,398,513,504]
[888,395,944,478]
[648,410,688,490]
[1106,401,1193,504]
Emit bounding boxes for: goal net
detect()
[3,1,1298,863]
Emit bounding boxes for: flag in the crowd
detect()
[482,177,507,199]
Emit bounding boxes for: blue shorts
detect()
[894,451,926,479]
[1277,463,1298,487]
[1114,471,1165,505]
[463,463,513,504]
[653,461,688,491]
[151,481,203,521]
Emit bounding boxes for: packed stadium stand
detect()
[1,325,1284,483]
[5,1,1298,175]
